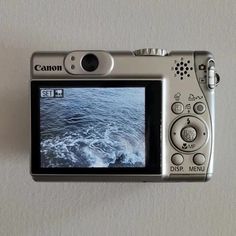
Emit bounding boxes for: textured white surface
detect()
[0,0,236,235]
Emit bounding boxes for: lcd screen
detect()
[40,87,145,168]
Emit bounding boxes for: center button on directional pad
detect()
[181,126,197,142]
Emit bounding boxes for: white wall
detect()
[0,1,235,235]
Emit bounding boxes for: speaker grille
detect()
[172,58,193,80]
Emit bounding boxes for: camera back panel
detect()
[31,49,219,181]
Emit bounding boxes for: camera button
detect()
[181,126,197,142]
[171,154,184,165]
[194,102,206,114]
[193,154,205,165]
[172,102,184,114]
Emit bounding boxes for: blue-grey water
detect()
[40,88,145,168]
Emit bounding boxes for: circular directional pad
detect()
[170,116,208,152]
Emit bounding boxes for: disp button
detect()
[171,153,184,165]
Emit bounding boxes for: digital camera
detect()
[30,48,220,181]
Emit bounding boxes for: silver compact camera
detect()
[30,48,220,182]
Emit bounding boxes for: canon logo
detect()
[34,64,63,71]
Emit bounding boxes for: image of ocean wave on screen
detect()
[40,88,145,168]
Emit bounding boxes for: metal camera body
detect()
[31,48,219,182]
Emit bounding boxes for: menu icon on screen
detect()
[40,89,64,98]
